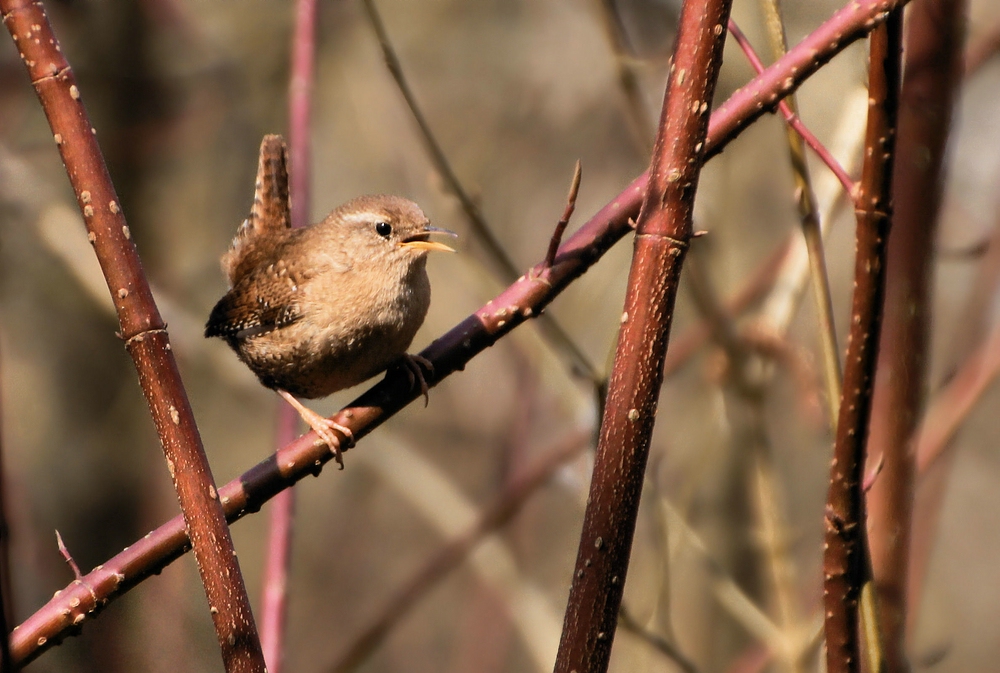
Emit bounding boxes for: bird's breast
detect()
[235,265,432,399]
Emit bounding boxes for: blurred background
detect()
[1,0,999,671]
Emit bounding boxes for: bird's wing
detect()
[221,134,292,286]
[204,257,310,340]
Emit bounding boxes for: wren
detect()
[205,135,454,466]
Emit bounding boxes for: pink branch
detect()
[260,1,318,670]
[727,19,855,195]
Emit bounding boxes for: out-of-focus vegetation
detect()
[1,1,999,671]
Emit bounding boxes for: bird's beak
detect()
[400,226,458,253]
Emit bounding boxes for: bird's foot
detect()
[278,390,354,469]
[398,354,433,406]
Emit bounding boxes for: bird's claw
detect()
[311,418,354,470]
[400,354,433,406]
[279,389,354,469]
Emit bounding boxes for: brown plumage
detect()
[206,135,454,465]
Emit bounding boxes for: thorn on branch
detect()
[863,453,884,493]
[543,160,583,269]
[55,530,83,580]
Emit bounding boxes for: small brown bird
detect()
[205,135,454,466]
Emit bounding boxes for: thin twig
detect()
[442,358,536,673]
[359,0,512,280]
[705,0,912,163]
[726,20,855,199]
[553,0,733,669]
[618,604,700,673]
[658,499,789,656]
[359,0,602,387]
[54,531,83,580]
[756,85,868,335]
[1,2,265,671]
[907,175,1000,624]
[11,0,915,660]
[543,161,583,269]
[749,5,841,667]
[742,5,843,432]
[355,432,563,671]
[261,408,299,673]
[260,470,299,673]
[595,0,657,154]
[823,10,902,673]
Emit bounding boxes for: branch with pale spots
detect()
[9,0,916,663]
[0,1,265,671]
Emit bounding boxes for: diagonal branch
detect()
[0,1,265,671]
[618,604,699,673]
[11,0,914,662]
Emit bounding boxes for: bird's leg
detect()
[396,354,433,406]
[278,390,354,469]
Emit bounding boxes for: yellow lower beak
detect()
[400,240,456,253]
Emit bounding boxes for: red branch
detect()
[9,0,913,663]
[0,1,265,671]
[552,0,733,669]
[822,10,903,673]
[865,0,966,670]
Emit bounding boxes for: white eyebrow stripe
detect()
[340,210,387,225]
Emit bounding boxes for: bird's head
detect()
[326,195,455,268]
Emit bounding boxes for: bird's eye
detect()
[375,221,392,238]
